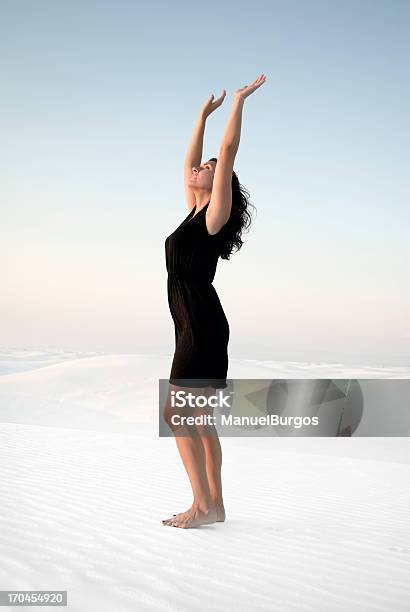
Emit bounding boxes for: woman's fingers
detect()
[251,74,266,89]
[237,73,266,98]
[213,89,226,105]
[202,88,226,116]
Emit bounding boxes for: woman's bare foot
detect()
[162,505,217,528]
[164,501,225,524]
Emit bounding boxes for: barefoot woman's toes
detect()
[170,507,192,524]
[172,506,218,529]
[163,508,190,526]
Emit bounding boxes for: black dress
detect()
[165,201,230,389]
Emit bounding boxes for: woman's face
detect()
[188,159,216,190]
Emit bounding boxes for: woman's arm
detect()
[205,101,243,233]
[183,91,226,210]
[184,89,226,210]
[184,113,206,172]
[185,89,226,170]
[183,114,207,211]
[220,74,266,152]
[184,90,226,167]
[219,97,244,155]
[207,74,266,234]
[183,114,206,211]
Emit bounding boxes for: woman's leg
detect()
[198,386,225,521]
[162,384,217,528]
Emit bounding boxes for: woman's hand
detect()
[234,73,266,103]
[200,89,226,119]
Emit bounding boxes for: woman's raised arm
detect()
[207,74,266,234]
[219,73,266,153]
[183,90,226,210]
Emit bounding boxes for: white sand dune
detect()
[0,348,107,376]
[1,351,410,610]
[1,422,409,611]
[1,352,409,431]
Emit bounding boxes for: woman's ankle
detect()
[193,498,216,513]
[211,496,224,508]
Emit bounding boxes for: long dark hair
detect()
[208,157,256,260]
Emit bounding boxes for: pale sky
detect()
[1,0,409,365]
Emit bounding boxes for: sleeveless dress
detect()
[165,201,230,389]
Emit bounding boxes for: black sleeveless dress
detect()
[165,202,230,389]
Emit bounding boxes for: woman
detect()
[163,73,266,528]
